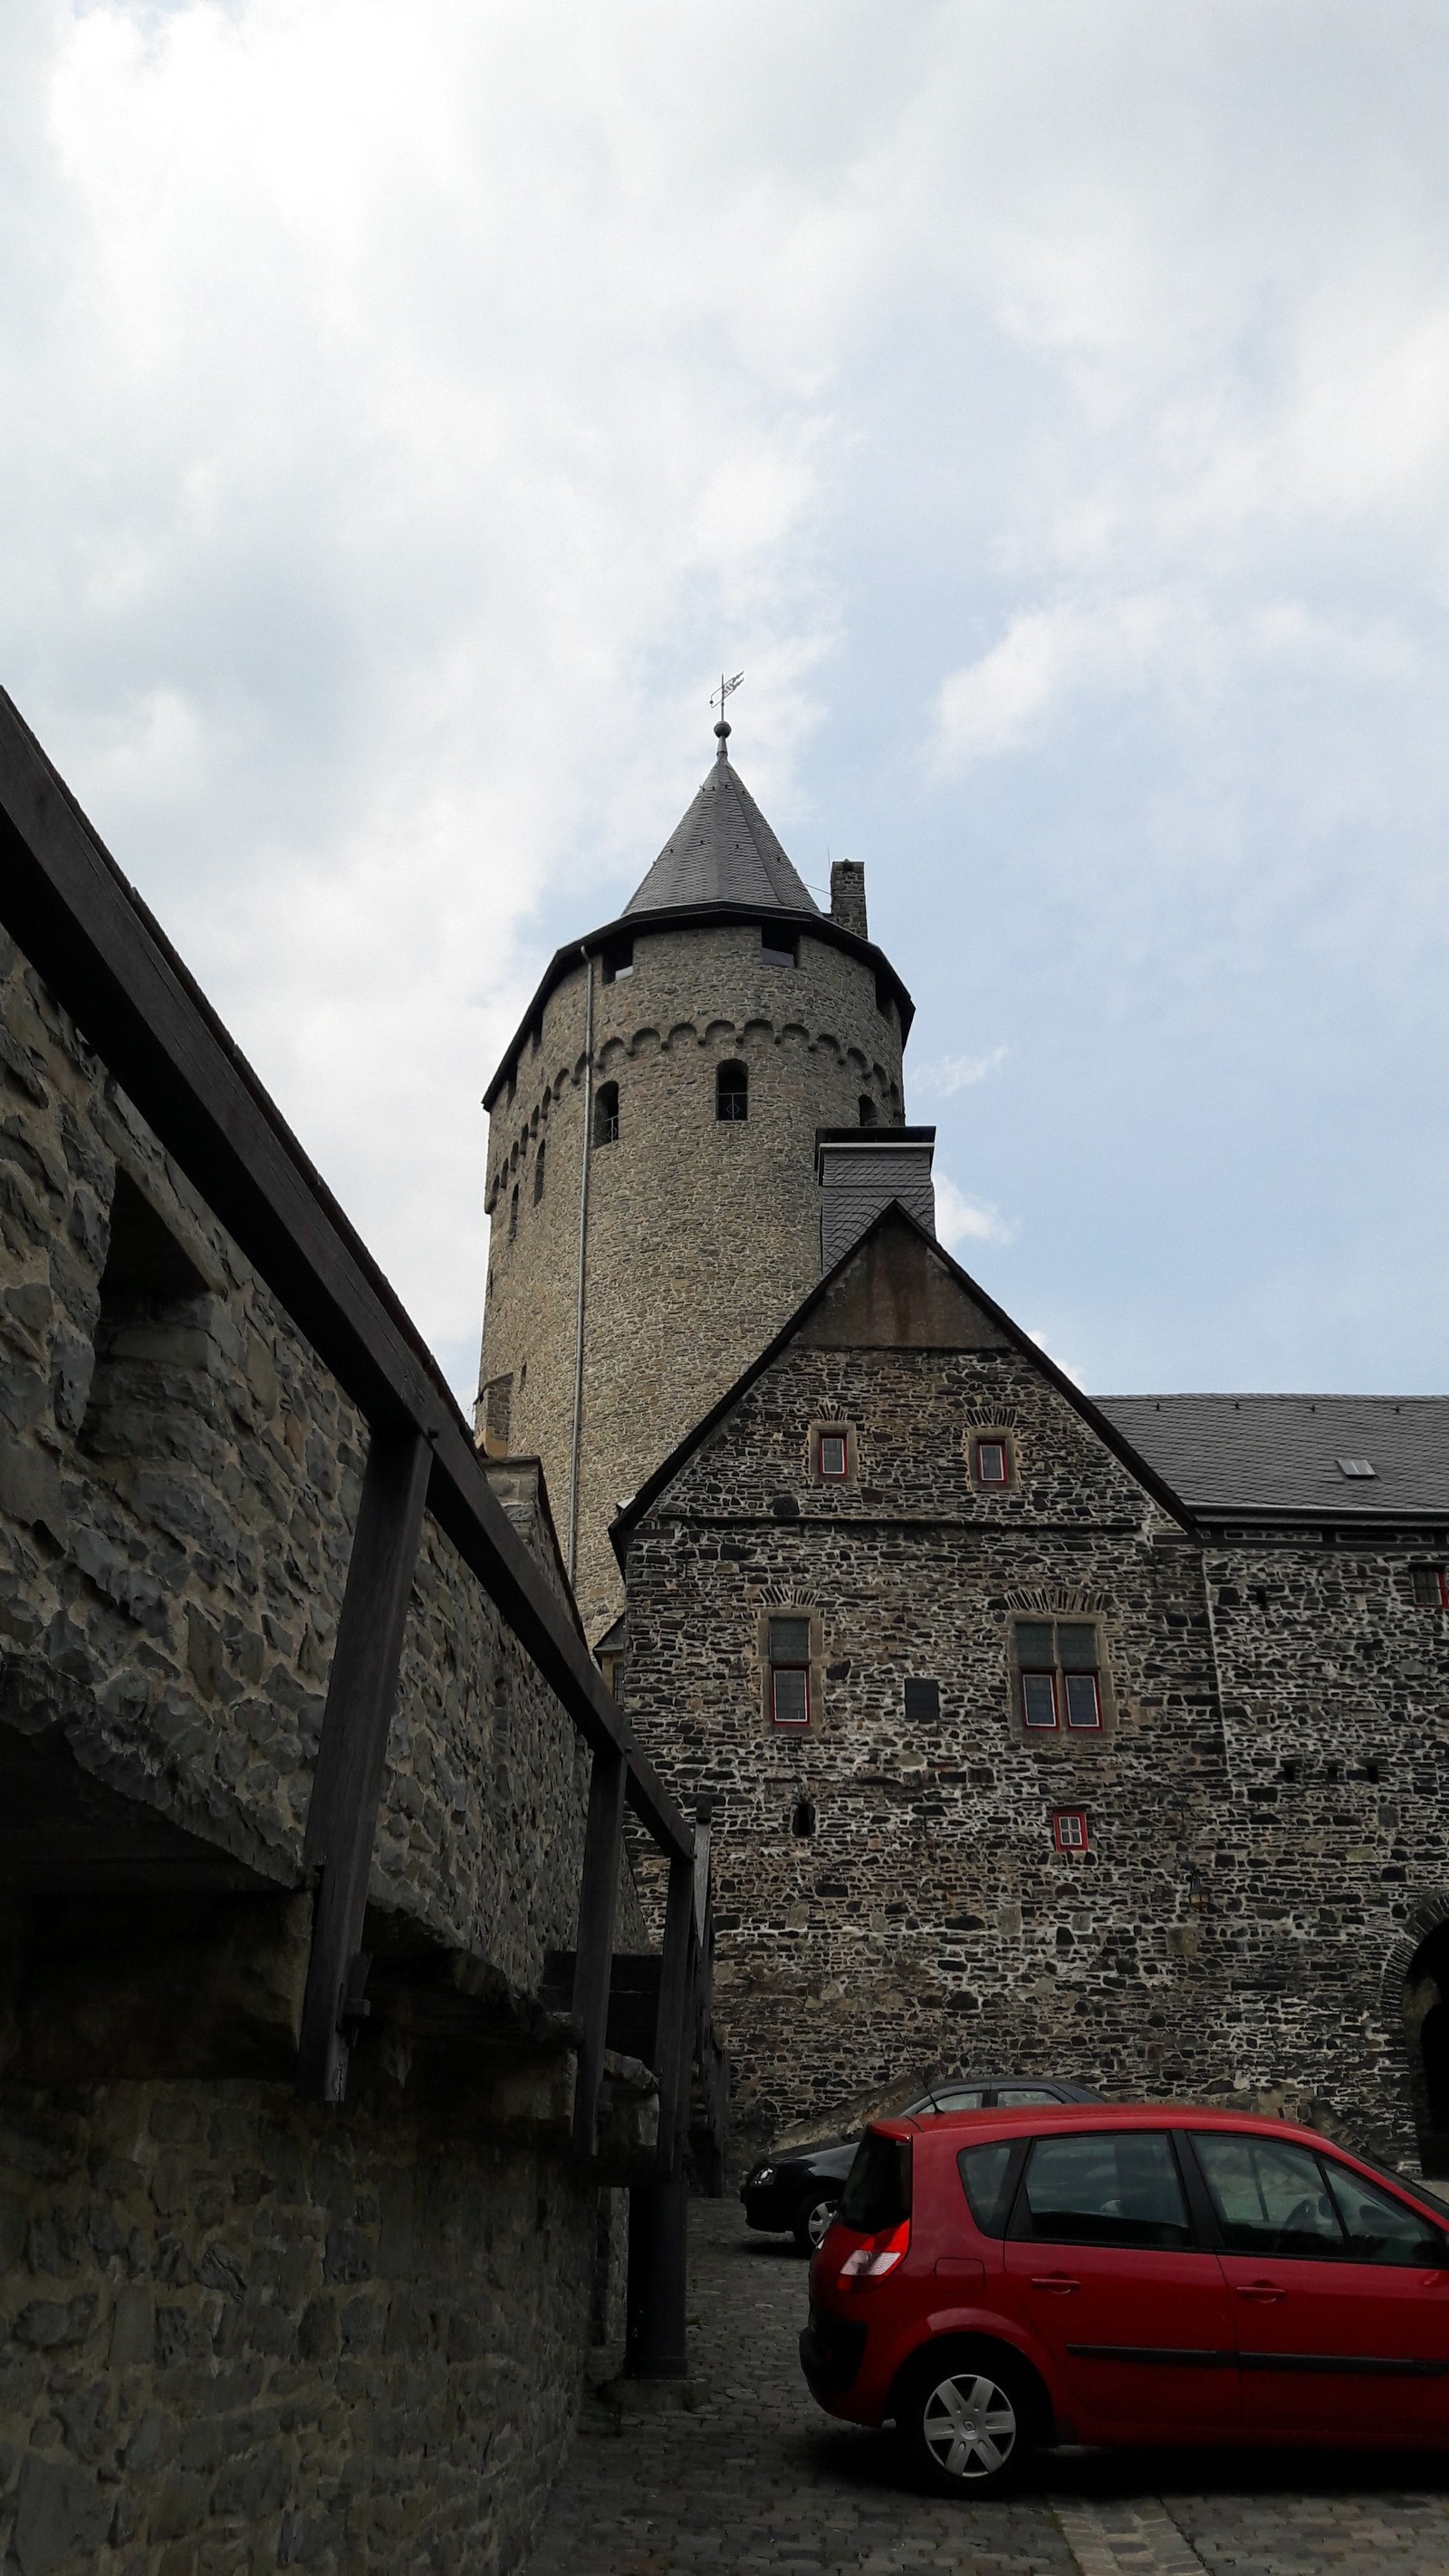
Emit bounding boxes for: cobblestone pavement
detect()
[525,2199,1449,2576]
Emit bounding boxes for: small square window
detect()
[1022,1670,1059,1729]
[601,937,634,985]
[1057,1624,1099,1672]
[762,928,798,968]
[974,1437,1008,1486]
[1053,1810,1089,1853]
[1412,1566,1449,1609]
[817,1431,848,1480]
[769,1616,811,1662]
[904,1677,940,1723]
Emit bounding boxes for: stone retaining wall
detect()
[0,924,646,2572]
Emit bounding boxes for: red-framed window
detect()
[1015,1620,1104,1733]
[815,1429,849,1482]
[974,1437,1009,1487]
[1411,1566,1449,1609]
[1021,1664,1058,1729]
[768,1615,811,1728]
[1053,1810,1089,1854]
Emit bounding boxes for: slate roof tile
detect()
[625,751,819,918]
[1098,1394,1449,1517]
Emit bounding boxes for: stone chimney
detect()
[830,860,868,938]
[815,1127,936,1273]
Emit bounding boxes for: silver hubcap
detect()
[807,2199,838,2248]
[921,2371,1018,2482]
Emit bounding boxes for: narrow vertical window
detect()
[716,1061,748,1121]
[1015,1621,1059,1729]
[508,1184,519,1241]
[973,1437,1009,1487]
[594,1082,619,1146]
[1058,1623,1102,1730]
[815,1429,849,1481]
[768,1615,811,1728]
[533,1139,546,1204]
[858,1094,878,1127]
[601,937,634,985]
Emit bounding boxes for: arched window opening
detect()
[533,1139,546,1203]
[716,1061,748,1121]
[508,1184,519,1241]
[791,1793,816,1840]
[594,1081,619,1147]
[858,1094,878,1127]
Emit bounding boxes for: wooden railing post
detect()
[571,1744,627,2155]
[651,1850,696,2177]
[296,1420,432,2102]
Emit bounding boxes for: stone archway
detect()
[1397,1903,1449,2175]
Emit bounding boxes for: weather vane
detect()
[711,670,744,753]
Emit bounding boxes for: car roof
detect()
[875,2103,1399,2158]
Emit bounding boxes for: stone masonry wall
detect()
[622,1338,1237,2138]
[623,1311,1447,2164]
[0,2078,597,2576]
[0,924,647,2572]
[478,918,906,1638]
[1204,1536,1449,2158]
[0,922,596,1979]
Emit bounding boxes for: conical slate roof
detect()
[624,742,820,917]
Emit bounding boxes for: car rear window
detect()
[958,2140,1016,2235]
[1015,2130,1193,2250]
[839,2130,911,2232]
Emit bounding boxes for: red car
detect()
[801,2104,1449,2495]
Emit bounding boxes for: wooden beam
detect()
[296,1423,432,2102]
[570,1746,626,2156]
[651,1852,696,2178]
[691,1800,713,1947]
[0,687,691,1867]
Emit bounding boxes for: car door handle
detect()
[1233,2282,1286,2302]
[1030,2274,1080,2294]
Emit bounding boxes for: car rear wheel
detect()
[894,2345,1037,2498]
[793,2194,840,2253]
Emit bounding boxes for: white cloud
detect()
[3,1,1449,1402]
[935,1173,1013,1254]
[914,1045,1007,1099]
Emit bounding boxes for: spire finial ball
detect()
[714,719,731,756]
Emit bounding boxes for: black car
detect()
[740,2074,1100,2250]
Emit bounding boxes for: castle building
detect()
[483,730,1449,2170]
[475,721,911,1639]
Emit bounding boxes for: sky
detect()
[3,1,1447,1407]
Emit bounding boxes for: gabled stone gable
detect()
[620,1244,1231,2131]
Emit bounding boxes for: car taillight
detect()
[839,2219,910,2285]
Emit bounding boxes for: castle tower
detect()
[475,722,915,1637]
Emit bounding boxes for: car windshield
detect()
[839,2131,911,2232]
[1328,2145,1449,2226]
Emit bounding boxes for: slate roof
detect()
[624,749,820,918]
[1098,1395,1449,1520]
